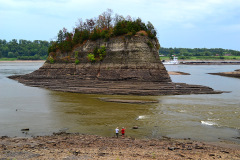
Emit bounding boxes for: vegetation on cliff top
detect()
[48,9,157,54]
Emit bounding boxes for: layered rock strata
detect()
[9,35,222,95]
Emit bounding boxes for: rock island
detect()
[9,11,222,95]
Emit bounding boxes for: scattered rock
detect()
[0,132,239,159]
[0,136,8,139]
[21,128,29,131]
[168,147,175,151]
[177,154,185,157]
[132,126,138,129]
[195,146,204,149]
[72,151,80,156]
[220,150,229,154]
[98,152,107,156]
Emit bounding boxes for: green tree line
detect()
[48,9,157,53]
[0,39,51,60]
[159,47,240,59]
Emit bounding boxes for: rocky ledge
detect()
[9,35,223,95]
[9,75,223,95]
[1,133,240,159]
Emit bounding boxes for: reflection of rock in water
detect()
[9,36,222,96]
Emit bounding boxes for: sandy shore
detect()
[1,132,240,159]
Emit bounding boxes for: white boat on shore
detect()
[162,56,179,65]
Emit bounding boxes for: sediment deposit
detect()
[209,69,240,78]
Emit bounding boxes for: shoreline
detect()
[1,59,240,63]
[163,59,240,65]
[0,60,45,63]
[1,132,240,159]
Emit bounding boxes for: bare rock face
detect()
[9,35,223,95]
[32,36,170,82]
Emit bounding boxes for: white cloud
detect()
[0,0,240,49]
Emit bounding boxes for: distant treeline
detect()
[0,39,51,60]
[1,38,240,60]
[159,47,240,58]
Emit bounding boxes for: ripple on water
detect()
[201,120,218,126]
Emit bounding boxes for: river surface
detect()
[0,62,240,143]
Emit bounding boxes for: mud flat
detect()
[209,69,240,78]
[0,133,240,159]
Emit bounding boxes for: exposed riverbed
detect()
[0,62,240,144]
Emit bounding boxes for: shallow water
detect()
[0,62,240,143]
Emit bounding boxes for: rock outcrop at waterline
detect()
[9,35,222,95]
[209,69,240,79]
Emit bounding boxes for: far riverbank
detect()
[1,59,240,64]
[162,59,240,65]
[0,60,45,63]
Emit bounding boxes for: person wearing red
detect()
[121,127,126,138]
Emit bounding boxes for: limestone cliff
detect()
[33,35,171,82]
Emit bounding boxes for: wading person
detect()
[121,127,126,138]
[115,127,119,138]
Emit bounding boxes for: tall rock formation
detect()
[9,34,222,95]
[33,35,170,82]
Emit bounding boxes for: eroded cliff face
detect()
[33,35,171,82]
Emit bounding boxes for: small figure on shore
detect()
[121,127,126,138]
[115,127,119,138]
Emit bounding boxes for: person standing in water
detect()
[115,127,119,138]
[121,127,126,138]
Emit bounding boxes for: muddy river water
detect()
[0,62,240,143]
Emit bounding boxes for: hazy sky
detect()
[1,0,240,50]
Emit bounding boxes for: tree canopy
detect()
[159,47,240,59]
[0,39,50,60]
[48,9,158,53]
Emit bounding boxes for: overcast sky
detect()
[1,0,240,50]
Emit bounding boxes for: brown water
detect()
[0,62,240,143]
